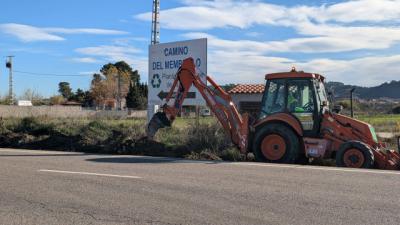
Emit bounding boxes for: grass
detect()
[0,113,398,161]
[356,114,400,149]
[357,114,400,132]
[0,116,241,161]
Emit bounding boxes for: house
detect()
[228,84,265,117]
[62,101,82,106]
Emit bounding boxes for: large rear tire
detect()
[336,141,374,169]
[253,123,300,163]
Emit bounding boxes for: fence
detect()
[0,105,146,119]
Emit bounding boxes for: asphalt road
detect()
[1,148,400,225]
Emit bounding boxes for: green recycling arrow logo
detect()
[151,74,161,88]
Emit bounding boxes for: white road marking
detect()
[232,162,400,175]
[38,169,142,179]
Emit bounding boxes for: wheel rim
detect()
[261,134,286,161]
[343,148,365,168]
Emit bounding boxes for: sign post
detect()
[147,38,207,122]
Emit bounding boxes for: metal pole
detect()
[148,0,160,122]
[350,88,355,118]
[6,56,14,105]
[151,0,160,45]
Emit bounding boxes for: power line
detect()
[13,70,92,77]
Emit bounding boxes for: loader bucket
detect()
[374,149,400,170]
[147,112,171,140]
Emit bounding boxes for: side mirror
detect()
[332,105,343,114]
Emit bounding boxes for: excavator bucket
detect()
[147,112,171,140]
[373,149,400,170]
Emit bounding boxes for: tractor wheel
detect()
[253,123,300,163]
[336,141,374,169]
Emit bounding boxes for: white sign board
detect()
[17,100,33,106]
[148,38,207,106]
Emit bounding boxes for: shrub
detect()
[393,106,400,114]
[79,120,112,147]
[186,121,231,152]
[14,117,54,135]
[220,147,244,161]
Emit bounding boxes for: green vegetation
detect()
[357,114,400,132]
[356,114,400,148]
[0,117,242,161]
[0,114,398,161]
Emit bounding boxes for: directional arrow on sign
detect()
[157,91,196,100]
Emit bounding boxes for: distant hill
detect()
[326,80,400,99]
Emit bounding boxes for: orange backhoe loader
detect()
[148,57,400,170]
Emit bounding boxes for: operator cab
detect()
[259,69,328,137]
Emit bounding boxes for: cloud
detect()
[79,71,98,75]
[206,49,400,87]
[135,1,285,30]
[75,45,141,60]
[44,27,127,35]
[137,0,400,53]
[0,23,128,42]
[75,45,147,79]
[183,29,400,53]
[137,0,400,30]
[298,55,400,86]
[72,57,100,63]
[0,23,64,42]
[314,0,400,23]
[182,33,400,87]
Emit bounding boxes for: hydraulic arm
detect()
[147,57,249,152]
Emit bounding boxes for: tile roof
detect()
[228,84,265,94]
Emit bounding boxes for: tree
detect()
[220,84,236,92]
[70,88,86,103]
[126,76,147,109]
[49,95,65,105]
[90,73,107,107]
[393,106,400,114]
[58,82,72,99]
[19,88,44,105]
[126,82,141,109]
[91,61,144,109]
[83,91,94,107]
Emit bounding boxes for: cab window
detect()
[260,79,285,118]
[287,80,315,113]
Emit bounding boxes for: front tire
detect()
[253,123,300,163]
[336,141,374,168]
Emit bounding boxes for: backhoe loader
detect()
[148,57,400,170]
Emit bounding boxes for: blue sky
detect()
[1,0,400,97]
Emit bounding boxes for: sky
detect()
[1,0,400,97]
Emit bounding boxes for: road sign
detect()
[148,38,207,106]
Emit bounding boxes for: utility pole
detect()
[151,0,160,45]
[6,56,14,105]
[148,0,160,122]
[350,87,355,118]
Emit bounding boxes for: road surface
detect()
[0,148,399,225]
